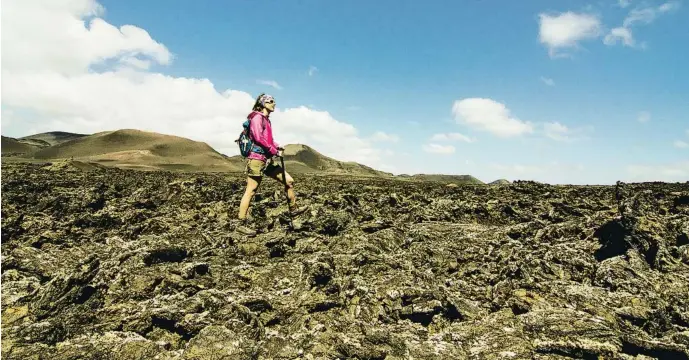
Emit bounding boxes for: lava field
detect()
[2,162,689,359]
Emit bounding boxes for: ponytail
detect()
[252,93,266,111]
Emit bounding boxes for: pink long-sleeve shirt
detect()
[247,111,279,162]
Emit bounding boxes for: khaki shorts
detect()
[246,158,282,178]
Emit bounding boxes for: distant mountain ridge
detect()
[2,136,41,155]
[2,131,90,156]
[29,129,241,172]
[396,173,484,185]
[2,130,392,176]
[21,131,88,147]
[224,143,392,177]
[2,129,500,182]
[274,144,392,177]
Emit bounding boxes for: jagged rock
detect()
[2,162,689,358]
[359,219,392,233]
[30,255,101,320]
[521,307,621,357]
[183,325,259,359]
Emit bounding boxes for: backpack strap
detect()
[245,115,267,155]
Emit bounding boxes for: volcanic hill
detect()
[1,136,41,155]
[20,131,88,147]
[226,144,393,177]
[28,129,242,172]
[5,129,394,177]
[7,128,501,183]
[2,129,500,184]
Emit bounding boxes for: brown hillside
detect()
[31,129,242,172]
[490,179,511,185]
[226,144,392,177]
[12,129,484,180]
[2,136,40,155]
[282,144,392,177]
[20,131,88,146]
[18,138,53,148]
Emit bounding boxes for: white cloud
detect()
[604,1,680,48]
[449,98,591,142]
[618,0,632,8]
[256,79,283,90]
[637,111,651,123]
[627,162,689,182]
[543,122,570,141]
[119,56,152,70]
[308,66,318,76]
[603,27,635,46]
[542,121,592,142]
[659,1,680,13]
[269,107,385,164]
[674,140,688,149]
[538,12,602,58]
[430,132,474,143]
[540,77,555,86]
[0,0,393,170]
[422,144,455,155]
[626,2,679,26]
[2,0,171,75]
[370,131,400,143]
[452,98,534,138]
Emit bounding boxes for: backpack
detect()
[235,119,266,158]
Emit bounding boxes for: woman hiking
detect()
[235,93,309,236]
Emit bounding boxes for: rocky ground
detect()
[2,161,689,359]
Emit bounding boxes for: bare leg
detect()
[268,169,308,217]
[268,169,296,206]
[238,176,261,219]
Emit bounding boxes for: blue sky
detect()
[2,0,688,184]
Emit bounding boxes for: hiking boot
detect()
[289,204,309,217]
[235,225,257,237]
[233,219,257,237]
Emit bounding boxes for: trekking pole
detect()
[279,154,294,230]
